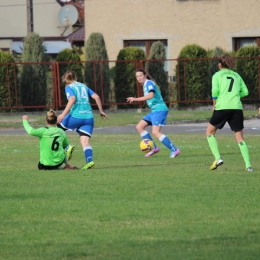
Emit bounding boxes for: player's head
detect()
[46,109,57,125]
[62,70,77,85]
[218,54,235,69]
[136,68,155,83]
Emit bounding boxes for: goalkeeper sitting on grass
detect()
[22,110,77,170]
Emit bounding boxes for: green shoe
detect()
[66,145,75,161]
[81,161,95,170]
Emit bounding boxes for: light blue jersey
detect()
[143,80,168,112]
[65,81,95,119]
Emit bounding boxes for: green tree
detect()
[56,48,84,105]
[177,44,209,106]
[114,47,145,108]
[236,46,260,101]
[85,33,110,108]
[0,51,17,111]
[20,33,50,109]
[146,41,169,102]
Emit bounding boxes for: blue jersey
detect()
[143,80,168,112]
[65,81,95,119]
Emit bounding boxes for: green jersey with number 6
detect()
[212,69,249,110]
[23,120,69,166]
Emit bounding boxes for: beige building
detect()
[84,0,260,76]
[0,0,83,54]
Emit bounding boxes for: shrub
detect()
[176,44,210,106]
[0,51,17,111]
[236,46,260,101]
[146,41,169,102]
[20,33,50,109]
[84,33,110,108]
[114,47,145,108]
[56,48,84,105]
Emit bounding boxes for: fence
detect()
[0,57,259,111]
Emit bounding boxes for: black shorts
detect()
[38,160,64,170]
[209,109,244,132]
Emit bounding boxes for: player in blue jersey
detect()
[57,70,108,169]
[127,68,180,158]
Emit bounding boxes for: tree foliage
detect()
[56,48,84,105]
[236,46,260,100]
[85,33,110,108]
[146,41,169,102]
[177,44,209,106]
[0,51,17,111]
[20,33,50,109]
[114,47,145,108]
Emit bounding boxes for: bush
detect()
[84,33,110,108]
[177,44,210,106]
[56,48,84,105]
[114,47,145,108]
[235,46,260,101]
[0,51,17,111]
[20,33,50,109]
[146,41,169,102]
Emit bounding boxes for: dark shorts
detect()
[209,109,244,132]
[38,160,64,170]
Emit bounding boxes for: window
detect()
[233,37,260,51]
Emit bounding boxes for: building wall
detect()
[0,0,73,37]
[84,0,260,73]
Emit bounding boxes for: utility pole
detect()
[27,0,34,33]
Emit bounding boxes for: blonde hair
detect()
[46,109,57,125]
[62,70,77,85]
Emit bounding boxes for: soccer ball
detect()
[140,139,154,153]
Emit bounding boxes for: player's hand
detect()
[22,115,28,120]
[126,97,135,103]
[100,111,108,119]
[57,114,65,123]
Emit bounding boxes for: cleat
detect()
[63,164,78,170]
[145,147,160,158]
[170,149,181,158]
[246,167,253,172]
[81,161,95,170]
[210,158,223,170]
[66,145,75,161]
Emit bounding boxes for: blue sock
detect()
[159,134,177,151]
[83,146,93,163]
[140,131,157,149]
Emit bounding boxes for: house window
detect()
[124,40,168,71]
[233,37,259,51]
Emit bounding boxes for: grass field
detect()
[1,111,260,259]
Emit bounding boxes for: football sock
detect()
[238,141,251,168]
[83,146,93,163]
[159,134,177,151]
[140,131,157,149]
[207,135,221,160]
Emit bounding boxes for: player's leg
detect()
[230,110,252,171]
[77,119,95,170]
[206,110,226,170]
[136,116,159,150]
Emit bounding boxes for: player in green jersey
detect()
[23,110,77,170]
[206,54,252,171]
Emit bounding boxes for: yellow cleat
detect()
[210,158,223,170]
[81,161,95,170]
[66,145,75,161]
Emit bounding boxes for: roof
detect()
[66,27,85,42]
[12,41,72,54]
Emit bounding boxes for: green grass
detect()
[0,109,259,129]
[1,132,260,260]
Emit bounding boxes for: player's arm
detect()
[91,92,108,119]
[211,75,219,110]
[22,115,44,137]
[239,77,249,98]
[57,87,76,123]
[127,91,154,103]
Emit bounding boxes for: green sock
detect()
[238,141,251,168]
[207,135,221,160]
